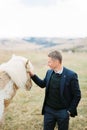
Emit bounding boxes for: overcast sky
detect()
[0,0,87,38]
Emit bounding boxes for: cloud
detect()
[0,0,87,38]
[20,0,58,7]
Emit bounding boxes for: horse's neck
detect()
[4,82,19,108]
[13,83,19,91]
[0,71,10,90]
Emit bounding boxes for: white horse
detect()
[0,55,32,124]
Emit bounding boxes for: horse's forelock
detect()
[25,60,33,73]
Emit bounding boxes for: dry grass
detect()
[0,49,87,130]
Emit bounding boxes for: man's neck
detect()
[54,66,63,74]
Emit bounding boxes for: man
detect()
[29,50,81,130]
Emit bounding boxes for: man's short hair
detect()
[48,50,62,63]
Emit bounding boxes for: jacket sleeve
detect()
[31,71,48,88]
[68,73,81,114]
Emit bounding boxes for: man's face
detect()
[48,57,60,70]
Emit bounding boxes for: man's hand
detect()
[28,70,34,77]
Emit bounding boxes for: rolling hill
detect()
[0,37,87,52]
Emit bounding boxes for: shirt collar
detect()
[54,66,63,74]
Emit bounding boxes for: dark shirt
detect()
[46,71,66,110]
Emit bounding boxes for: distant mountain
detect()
[23,37,59,48]
[0,38,40,50]
[0,37,87,52]
[23,37,87,52]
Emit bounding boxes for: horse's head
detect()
[5,55,33,91]
[13,55,33,90]
[15,55,33,91]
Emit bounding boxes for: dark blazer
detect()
[32,67,81,117]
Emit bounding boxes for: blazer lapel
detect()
[60,67,67,96]
[46,70,53,89]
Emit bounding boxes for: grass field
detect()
[0,49,87,130]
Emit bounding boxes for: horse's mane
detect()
[0,55,28,89]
